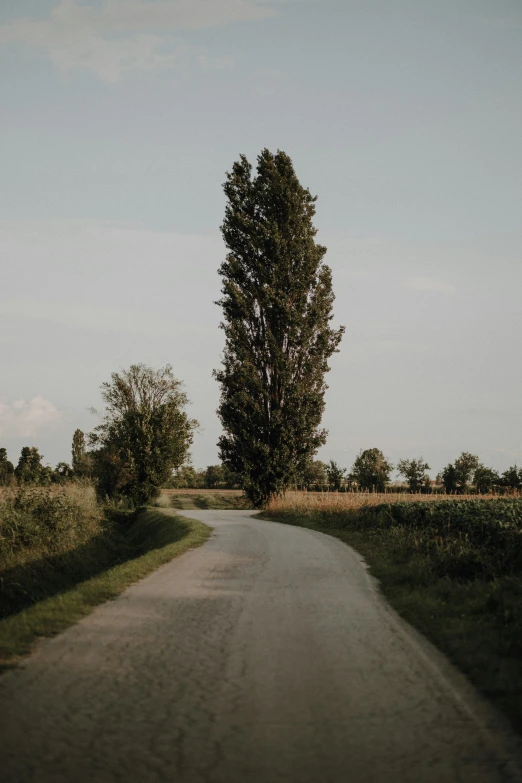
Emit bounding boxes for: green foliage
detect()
[440,452,482,494]
[0,448,15,486]
[205,464,225,488]
[474,465,500,494]
[89,364,198,506]
[14,447,45,484]
[302,459,327,489]
[501,465,522,490]
[71,429,91,478]
[215,149,344,507]
[350,448,393,491]
[168,465,206,489]
[440,462,458,493]
[326,460,346,490]
[397,457,430,492]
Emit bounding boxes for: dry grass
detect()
[266,490,501,513]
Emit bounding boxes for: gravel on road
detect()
[1,509,521,783]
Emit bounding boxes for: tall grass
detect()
[267,489,503,514]
[0,484,102,563]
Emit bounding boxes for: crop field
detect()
[266,489,508,513]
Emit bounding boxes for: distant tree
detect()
[0,448,14,485]
[500,465,522,491]
[453,452,480,493]
[440,452,480,494]
[222,465,242,489]
[473,465,500,495]
[54,462,74,483]
[302,459,327,489]
[169,465,206,489]
[14,447,44,484]
[205,464,225,488]
[71,429,91,477]
[326,460,346,491]
[214,149,344,507]
[350,448,393,492]
[397,457,431,493]
[89,364,198,506]
[440,463,458,493]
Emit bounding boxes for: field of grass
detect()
[268,489,505,513]
[263,494,522,734]
[0,486,211,668]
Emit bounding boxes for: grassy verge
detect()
[261,500,522,735]
[0,508,210,669]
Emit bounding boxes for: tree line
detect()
[300,449,522,494]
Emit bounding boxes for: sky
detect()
[1,0,521,478]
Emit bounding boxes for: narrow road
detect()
[1,510,521,783]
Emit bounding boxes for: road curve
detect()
[1,509,521,783]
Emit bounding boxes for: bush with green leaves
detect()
[0,485,102,558]
[89,364,198,506]
[397,457,430,493]
[350,448,393,492]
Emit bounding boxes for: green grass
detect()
[261,502,522,735]
[0,508,210,669]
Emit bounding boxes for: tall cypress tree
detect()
[214,149,344,507]
[71,429,86,476]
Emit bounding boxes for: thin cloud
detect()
[0,396,61,438]
[0,0,275,82]
[405,277,456,295]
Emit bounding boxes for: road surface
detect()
[0,509,521,782]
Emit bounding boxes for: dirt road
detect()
[1,510,521,782]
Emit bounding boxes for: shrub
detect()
[0,485,102,560]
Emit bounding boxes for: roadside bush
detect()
[0,485,102,559]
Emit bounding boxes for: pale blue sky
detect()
[1,0,521,476]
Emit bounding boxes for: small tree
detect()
[205,464,225,488]
[71,429,91,477]
[214,149,344,506]
[397,457,430,493]
[326,460,346,491]
[500,465,522,491]
[302,459,327,489]
[15,447,44,484]
[0,448,14,486]
[473,465,499,495]
[350,448,393,492]
[440,463,458,493]
[90,364,198,506]
[440,452,480,494]
[170,465,206,489]
[453,452,480,493]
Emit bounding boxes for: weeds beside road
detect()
[262,495,522,735]
[0,486,210,668]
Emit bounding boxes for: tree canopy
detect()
[214,149,344,506]
[350,448,393,492]
[89,364,197,505]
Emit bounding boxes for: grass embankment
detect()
[0,486,210,668]
[263,496,522,734]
